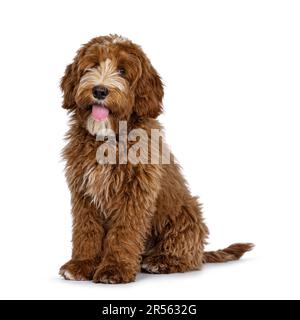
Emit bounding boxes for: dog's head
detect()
[61,35,163,135]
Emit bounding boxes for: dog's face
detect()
[61,35,163,135]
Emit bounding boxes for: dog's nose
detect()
[92,86,109,100]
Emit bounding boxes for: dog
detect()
[59,35,253,284]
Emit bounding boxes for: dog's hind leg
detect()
[142,196,208,274]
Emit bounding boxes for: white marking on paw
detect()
[142,263,160,274]
[62,270,75,280]
[101,278,117,284]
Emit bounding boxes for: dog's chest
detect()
[81,163,123,214]
[65,137,126,217]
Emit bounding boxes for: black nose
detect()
[92,86,109,100]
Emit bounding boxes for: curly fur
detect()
[59,35,253,284]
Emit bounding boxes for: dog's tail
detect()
[202,243,254,263]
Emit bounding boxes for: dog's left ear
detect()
[134,57,164,118]
[60,62,78,109]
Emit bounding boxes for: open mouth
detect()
[91,103,110,121]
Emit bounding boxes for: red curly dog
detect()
[59,35,253,284]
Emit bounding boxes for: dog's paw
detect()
[142,255,189,274]
[59,258,100,281]
[93,264,136,284]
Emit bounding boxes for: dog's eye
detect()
[117,67,126,76]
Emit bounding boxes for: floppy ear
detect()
[60,62,78,109]
[134,58,164,118]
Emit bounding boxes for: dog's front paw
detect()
[93,263,136,284]
[59,258,100,281]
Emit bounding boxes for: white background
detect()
[0,0,299,300]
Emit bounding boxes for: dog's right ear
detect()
[60,63,77,109]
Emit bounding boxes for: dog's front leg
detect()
[60,195,104,280]
[93,164,161,284]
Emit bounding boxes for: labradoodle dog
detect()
[59,35,253,284]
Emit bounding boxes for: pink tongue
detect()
[92,105,109,121]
